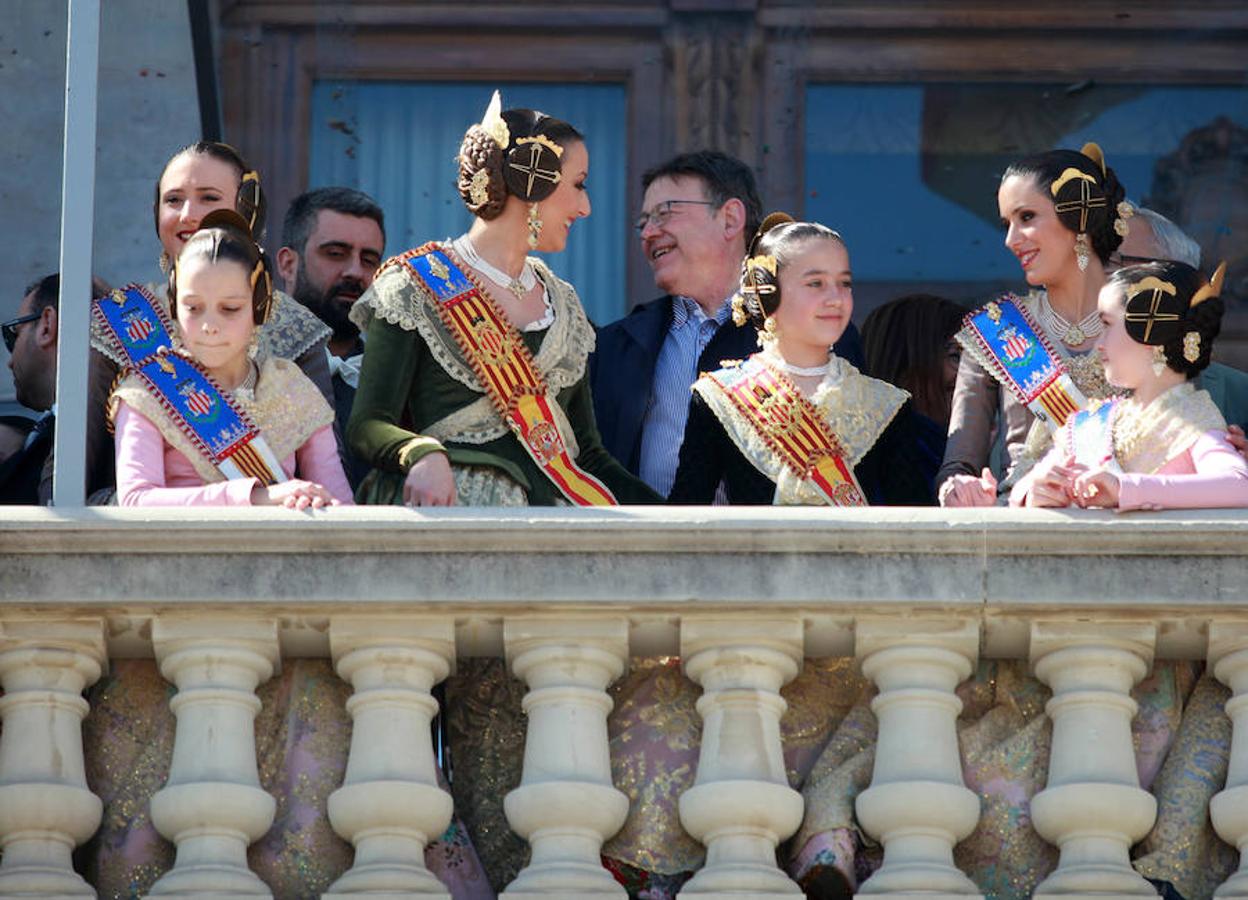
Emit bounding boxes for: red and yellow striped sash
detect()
[399,244,617,506]
[709,360,867,507]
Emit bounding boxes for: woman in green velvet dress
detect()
[347,94,657,506]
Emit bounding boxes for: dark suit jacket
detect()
[589,295,864,475]
[0,415,53,504]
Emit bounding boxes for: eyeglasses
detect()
[1106,252,1160,271]
[634,199,718,235]
[1,313,39,353]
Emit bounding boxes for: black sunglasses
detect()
[1,313,39,353]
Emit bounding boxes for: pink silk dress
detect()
[113,402,354,506]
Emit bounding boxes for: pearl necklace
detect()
[452,235,536,302]
[1037,292,1101,346]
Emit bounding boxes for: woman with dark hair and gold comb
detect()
[346,91,657,506]
[668,213,932,505]
[939,142,1133,507]
[1013,259,1248,509]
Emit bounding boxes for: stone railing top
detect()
[2,507,1246,660]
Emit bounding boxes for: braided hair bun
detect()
[1111,259,1226,378]
[456,95,583,219]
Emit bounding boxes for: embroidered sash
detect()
[398,244,617,506]
[95,284,286,485]
[961,296,1088,431]
[705,358,868,507]
[1068,399,1120,472]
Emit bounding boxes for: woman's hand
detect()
[1071,468,1121,509]
[252,479,340,509]
[1025,455,1084,508]
[403,452,456,506]
[939,468,998,507]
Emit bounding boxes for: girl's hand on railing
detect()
[252,479,340,509]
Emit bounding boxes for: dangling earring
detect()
[159,250,171,274]
[527,203,543,251]
[1151,345,1168,377]
[1074,233,1091,272]
[760,315,779,349]
[247,330,260,361]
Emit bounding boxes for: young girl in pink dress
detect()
[1012,259,1248,510]
[111,209,352,507]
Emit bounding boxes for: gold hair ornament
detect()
[1183,331,1201,363]
[1114,201,1134,238]
[1124,276,1179,344]
[469,168,491,207]
[1081,142,1108,177]
[516,134,565,159]
[480,90,510,150]
[1190,261,1227,308]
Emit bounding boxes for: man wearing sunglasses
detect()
[590,150,862,497]
[1,274,61,503]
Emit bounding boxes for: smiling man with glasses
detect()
[590,150,862,497]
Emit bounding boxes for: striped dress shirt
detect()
[638,294,733,497]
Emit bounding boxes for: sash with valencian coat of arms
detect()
[93,284,287,485]
[698,356,871,507]
[959,295,1088,431]
[395,243,618,506]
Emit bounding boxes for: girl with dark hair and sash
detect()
[107,210,352,507]
[668,214,932,505]
[346,92,657,506]
[1014,260,1248,509]
[938,142,1132,506]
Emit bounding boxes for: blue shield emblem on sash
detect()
[177,378,218,422]
[997,324,1035,367]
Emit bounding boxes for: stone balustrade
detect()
[1,505,1247,898]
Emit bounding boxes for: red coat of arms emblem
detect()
[999,326,1031,361]
[126,315,154,343]
[524,421,564,466]
[184,388,214,417]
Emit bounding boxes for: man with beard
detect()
[277,187,385,489]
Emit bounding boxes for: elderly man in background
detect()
[590,150,862,497]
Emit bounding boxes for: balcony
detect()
[1,506,1246,898]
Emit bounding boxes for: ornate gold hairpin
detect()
[1124,276,1179,343]
[516,134,565,158]
[1050,168,1098,197]
[469,168,491,206]
[1191,261,1227,307]
[480,90,510,150]
[745,254,777,277]
[1080,142,1108,177]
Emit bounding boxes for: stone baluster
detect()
[148,617,279,897]
[0,618,106,898]
[677,617,804,898]
[501,616,630,898]
[854,618,983,897]
[1210,624,1248,899]
[1029,622,1157,897]
[324,617,455,898]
